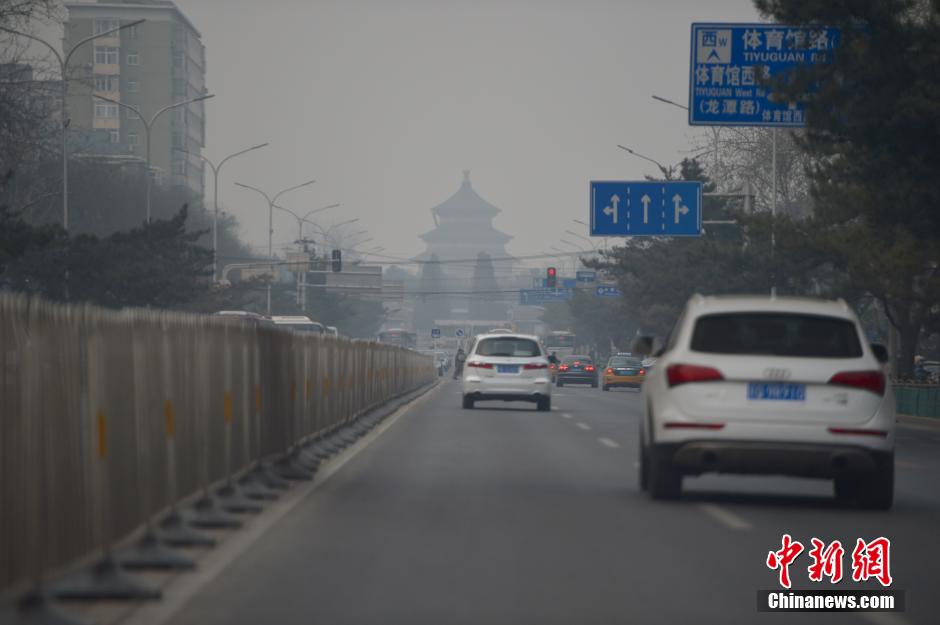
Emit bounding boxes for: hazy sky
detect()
[90,0,764,264]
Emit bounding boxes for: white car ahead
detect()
[639,295,895,509]
[461,333,552,411]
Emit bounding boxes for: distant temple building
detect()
[413,171,514,332]
[415,171,513,266]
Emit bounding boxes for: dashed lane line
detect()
[598,437,620,448]
[698,503,753,531]
[561,413,573,419]
[576,422,592,431]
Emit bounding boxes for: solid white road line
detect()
[576,422,592,431]
[123,383,442,625]
[698,503,753,531]
[598,437,620,448]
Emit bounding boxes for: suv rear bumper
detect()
[661,440,891,478]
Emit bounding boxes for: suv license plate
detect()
[497,365,519,374]
[747,382,806,401]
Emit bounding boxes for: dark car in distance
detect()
[555,355,598,388]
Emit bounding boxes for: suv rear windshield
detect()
[475,337,542,357]
[563,355,592,364]
[690,313,863,358]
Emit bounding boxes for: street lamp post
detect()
[272,203,340,308]
[94,93,214,223]
[0,19,146,231]
[616,144,674,180]
[235,179,317,314]
[176,143,270,279]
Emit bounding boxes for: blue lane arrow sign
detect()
[590,180,702,237]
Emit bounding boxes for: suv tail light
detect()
[606,368,614,374]
[467,361,493,369]
[666,364,724,387]
[584,365,596,372]
[523,362,547,370]
[559,365,569,372]
[828,370,885,395]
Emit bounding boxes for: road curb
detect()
[897,414,940,430]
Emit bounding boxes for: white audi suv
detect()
[639,295,895,509]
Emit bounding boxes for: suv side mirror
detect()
[631,335,654,357]
[870,343,889,364]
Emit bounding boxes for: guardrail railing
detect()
[0,294,434,598]
[893,383,940,419]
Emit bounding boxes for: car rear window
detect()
[609,357,642,367]
[690,313,863,358]
[563,356,592,364]
[475,338,542,357]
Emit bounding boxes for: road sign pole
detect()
[771,127,777,297]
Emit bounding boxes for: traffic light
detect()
[331,249,342,273]
[546,266,557,289]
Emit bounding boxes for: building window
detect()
[126,24,138,39]
[172,159,186,175]
[127,52,140,66]
[127,132,139,146]
[172,50,184,69]
[94,19,120,35]
[94,74,118,91]
[126,79,139,93]
[126,107,140,120]
[93,102,118,119]
[108,130,120,143]
[171,132,184,149]
[172,78,186,96]
[94,47,119,65]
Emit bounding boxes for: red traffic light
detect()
[547,267,556,277]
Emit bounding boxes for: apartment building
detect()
[64,0,207,197]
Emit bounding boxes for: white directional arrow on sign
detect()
[603,195,620,224]
[640,194,651,224]
[673,194,690,224]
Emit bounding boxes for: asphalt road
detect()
[167,380,940,625]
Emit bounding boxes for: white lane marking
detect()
[576,422,592,431]
[698,503,753,531]
[560,413,573,419]
[861,612,913,625]
[598,437,620,448]
[122,383,441,625]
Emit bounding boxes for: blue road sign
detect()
[590,181,702,237]
[455,328,466,338]
[596,285,622,298]
[431,328,441,339]
[576,271,597,283]
[689,23,839,127]
[540,278,577,289]
[519,289,575,306]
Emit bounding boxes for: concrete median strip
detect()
[116,382,441,625]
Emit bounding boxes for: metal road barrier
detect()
[893,384,940,419]
[0,294,434,599]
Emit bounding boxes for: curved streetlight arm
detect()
[151,93,214,126]
[564,229,596,249]
[560,238,586,252]
[234,181,273,206]
[272,179,317,205]
[651,94,688,111]
[0,26,63,66]
[303,203,340,221]
[218,142,269,171]
[92,92,141,119]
